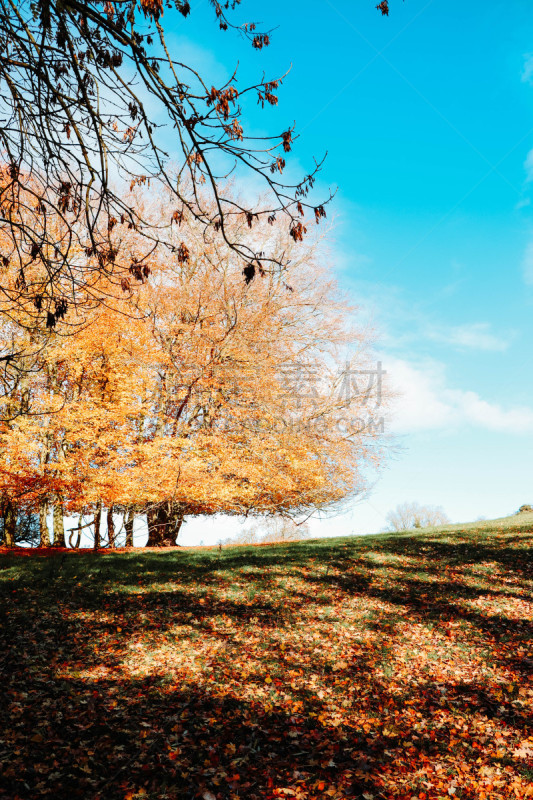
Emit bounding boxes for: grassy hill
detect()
[1,515,532,799]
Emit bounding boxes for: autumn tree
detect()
[0,185,389,547]
[112,192,390,544]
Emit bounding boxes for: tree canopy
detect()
[0,187,388,546]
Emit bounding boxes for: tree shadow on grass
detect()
[1,674,385,800]
[374,532,533,576]
[302,568,533,680]
[5,614,528,800]
[1,525,532,798]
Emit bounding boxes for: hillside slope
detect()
[1,515,532,799]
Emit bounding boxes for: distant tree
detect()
[517,504,533,514]
[227,517,312,546]
[385,502,450,532]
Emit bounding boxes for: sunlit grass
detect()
[1,514,532,799]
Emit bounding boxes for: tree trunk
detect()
[146,502,184,547]
[146,503,171,547]
[125,508,134,547]
[94,504,102,550]
[68,514,83,549]
[173,508,185,543]
[107,506,115,548]
[52,499,66,547]
[39,499,50,547]
[3,500,16,548]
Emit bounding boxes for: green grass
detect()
[1,514,532,800]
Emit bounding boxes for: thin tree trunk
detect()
[3,500,16,548]
[94,504,102,550]
[107,506,115,548]
[52,499,66,547]
[172,508,185,544]
[39,499,50,548]
[125,508,134,547]
[68,514,83,549]
[39,431,51,546]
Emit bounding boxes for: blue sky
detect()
[130,0,533,543]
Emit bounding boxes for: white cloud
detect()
[524,149,533,182]
[386,356,533,435]
[385,358,455,433]
[347,279,512,354]
[522,54,533,84]
[450,390,533,433]
[522,240,533,285]
[433,322,510,352]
